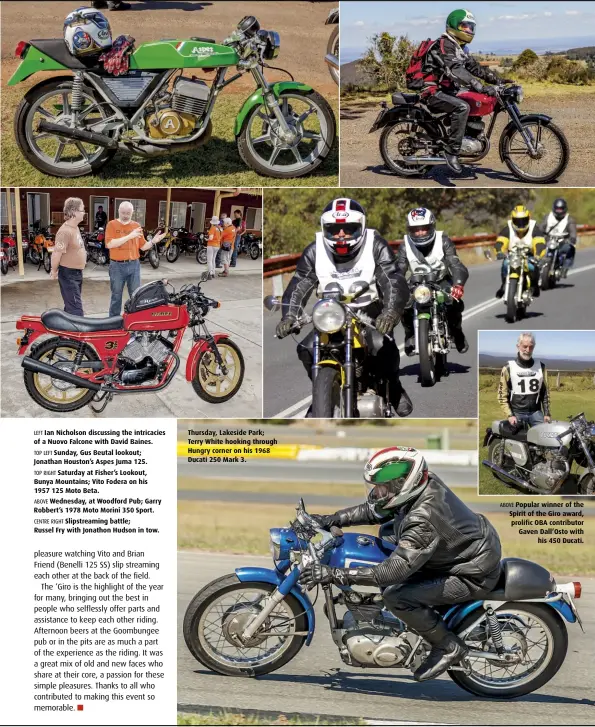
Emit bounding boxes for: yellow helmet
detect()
[511,205,531,236]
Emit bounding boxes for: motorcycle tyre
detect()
[487,439,518,485]
[501,119,569,184]
[505,279,518,323]
[312,366,343,418]
[192,339,245,404]
[197,247,207,265]
[327,26,339,85]
[148,248,160,269]
[249,243,260,260]
[183,574,307,677]
[43,252,52,274]
[29,248,41,266]
[379,123,432,177]
[418,317,437,387]
[578,474,595,496]
[449,602,568,698]
[1,258,8,275]
[540,261,551,291]
[15,78,117,178]
[23,337,99,413]
[166,243,180,264]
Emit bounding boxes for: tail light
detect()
[573,582,582,598]
[15,41,29,59]
[98,233,104,241]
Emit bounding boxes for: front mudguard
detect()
[8,47,68,85]
[369,105,426,133]
[185,333,230,381]
[235,566,316,645]
[234,82,314,136]
[499,113,553,161]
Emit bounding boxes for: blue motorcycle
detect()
[183,499,583,698]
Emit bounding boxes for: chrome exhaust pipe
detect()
[402,155,445,165]
[22,356,101,391]
[481,459,542,493]
[37,120,118,149]
[325,53,339,71]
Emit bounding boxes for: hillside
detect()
[340,58,376,89]
[479,354,595,370]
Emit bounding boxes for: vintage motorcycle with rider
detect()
[9,9,336,179]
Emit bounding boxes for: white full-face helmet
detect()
[406,207,437,250]
[64,7,112,57]
[364,446,429,514]
[320,198,367,261]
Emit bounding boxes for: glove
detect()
[310,513,341,530]
[450,284,464,301]
[276,316,298,339]
[299,563,335,590]
[375,309,400,336]
[483,85,499,97]
[496,252,506,260]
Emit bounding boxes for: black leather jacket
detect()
[395,233,469,286]
[427,34,502,94]
[281,231,410,320]
[328,475,501,589]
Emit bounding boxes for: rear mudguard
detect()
[16,315,47,354]
[234,82,314,136]
[446,598,576,631]
[8,47,68,85]
[499,113,553,161]
[370,105,428,133]
[235,566,315,645]
[483,427,496,447]
[186,333,230,381]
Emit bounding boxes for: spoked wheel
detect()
[311,366,343,418]
[249,243,260,260]
[28,247,41,266]
[43,250,52,274]
[15,79,118,178]
[192,339,245,403]
[578,474,595,495]
[23,337,99,413]
[238,90,335,178]
[1,257,8,275]
[148,247,160,269]
[197,247,208,265]
[380,122,432,176]
[501,120,569,184]
[450,603,567,698]
[183,575,307,677]
[487,440,519,485]
[165,243,180,263]
[418,318,437,387]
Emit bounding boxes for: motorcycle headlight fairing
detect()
[413,285,432,305]
[312,299,346,333]
[514,85,524,103]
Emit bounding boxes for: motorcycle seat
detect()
[484,557,555,601]
[492,420,528,441]
[41,309,124,333]
[29,39,104,72]
[392,92,420,105]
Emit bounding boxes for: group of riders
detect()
[276,197,578,418]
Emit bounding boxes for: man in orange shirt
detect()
[106,201,166,316]
[206,215,221,279]
[219,217,235,277]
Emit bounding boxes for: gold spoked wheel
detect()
[24,339,98,413]
[193,340,245,403]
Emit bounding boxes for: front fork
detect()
[251,66,294,140]
[241,566,301,641]
[507,102,539,155]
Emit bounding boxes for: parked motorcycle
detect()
[184,497,583,698]
[174,227,204,260]
[325,7,339,85]
[140,230,160,269]
[238,232,262,260]
[498,246,536,323]
[84,227,109,266]
[1,231,28,274]
[10,16,335,179]
[151,228,180,264]
[27,223,54,273]
[370,84,569,184]
[483,412,595,496]
[15,275,245,413]
[539,232,568,290]
[265,285,397,419]
[195,234,209,266]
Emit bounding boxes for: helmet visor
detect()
[323,222,362,242]
[459,21,476,35]
[512,215,529,231]
[408,223,435,246]
[553,204,566,218]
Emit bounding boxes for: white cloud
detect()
[354,20,364,27]
[565,10,580,15]
[497,13,539,21]
[544,11,552,17]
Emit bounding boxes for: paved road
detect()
[263,247,595,419]
[177,551,595,725]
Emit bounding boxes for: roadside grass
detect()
[178,712,363,726]
[1,83,338,187]
[478,379,595,495]
[177,500,595,574]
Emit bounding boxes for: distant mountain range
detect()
[479,354,595,371]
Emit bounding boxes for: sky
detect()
[479,330,595,359]
[341,1,595,61]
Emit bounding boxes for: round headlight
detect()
[413,285,432,304]
[516,86,524,103]
[269,533,281,560]
[312,299,346,333]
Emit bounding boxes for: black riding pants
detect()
[426,91,470,155]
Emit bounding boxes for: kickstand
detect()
[89,391,113,414]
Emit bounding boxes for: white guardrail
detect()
[296,448,478,467]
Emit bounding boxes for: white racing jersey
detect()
[507,219,537,252]
[404,231,446,277]
[545,212,569,237]
[508,358,544,399]
[315,230,378,308]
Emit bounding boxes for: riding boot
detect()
[413,620,469,682]
[443,152,462,174]
[390,380,413,417]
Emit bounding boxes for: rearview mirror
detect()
[263,295,281,312]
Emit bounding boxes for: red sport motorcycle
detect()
[15,276,245,413]
[1,230,29,274]
[370,83,569,183]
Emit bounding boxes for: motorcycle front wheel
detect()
[192,339,245,403]
[505,279,519,323]
[43,251,52,274]
[15,79,117,178]
[165,243,180,264]
[148,247,160,269]
[1,258,8,275]
[312,366,343,418]
[450,602,567,698]
[28,247,41,266]
[327,26,339,85]
[196,247,207,265]
[540,261,552,291]
[237,90,336,178]
[500,119,569,184]
[418,317,438,387]
[183,574,307,677]
[249,243,260,260]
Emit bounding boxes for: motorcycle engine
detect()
[119,332,172,384]
[147,77,210,139]
[460,136,484,154]
[342,608,421,668]
[530,450,569,493]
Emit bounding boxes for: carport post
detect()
[5,188,13,235]
[13,188,24,277]
[165,187,171,232]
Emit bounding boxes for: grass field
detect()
[178,711,362,726]
[478,376,595,495]
[177,498,595,575]
[0,84,338,188]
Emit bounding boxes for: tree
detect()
[358,33,416,90]
[513,48,539,70]
[501,57,513,68]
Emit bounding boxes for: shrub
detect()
[512,48,538,69]
[359,33,417,90]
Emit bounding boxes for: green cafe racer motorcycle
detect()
[8,15,336,179]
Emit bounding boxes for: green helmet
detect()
[446,8,476,44]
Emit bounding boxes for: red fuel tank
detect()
[457,91,498,117]
[123,304,190,331]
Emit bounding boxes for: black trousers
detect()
[382,566,501,633]
[402,279,464,341]
[426,91,470,155]
[58,266,84,316]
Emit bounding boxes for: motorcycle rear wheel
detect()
[380,122,432,176]
[487,440,518,485]
[28,247,41,266]
[249,243,261,260]
[312,366,343,417]
[449,603,567,698]
[505,279,518,323]
[43,251,52,274]
[540,261,551,291]
[1,258,8,275]
[578,474,595,495]
[197,247,207,265]
[192,339,245,403]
